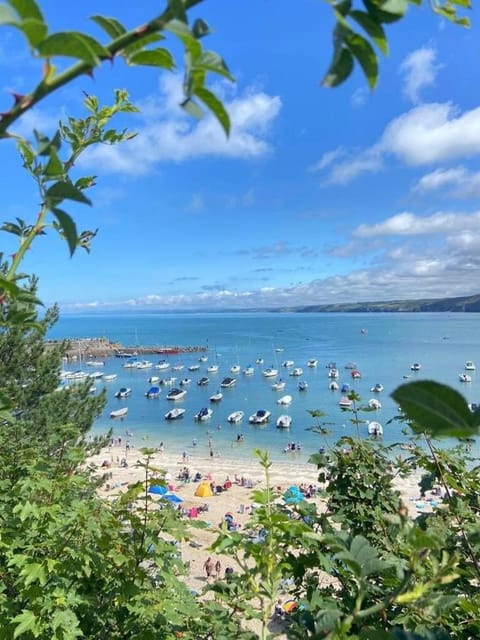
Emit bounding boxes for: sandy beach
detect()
[88,441,429,636]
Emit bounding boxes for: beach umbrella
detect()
[163,492,183,503]
[149,484,168,495]
[283,485,305,505]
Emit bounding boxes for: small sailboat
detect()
[209,390,223,402]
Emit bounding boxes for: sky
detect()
[1,0,479,312]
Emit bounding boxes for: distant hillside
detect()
[284,293,480,313]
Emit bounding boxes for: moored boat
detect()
[329,381,339,390]
[243,365,254,376]
[230,364,241,374]
[188,364,200,371]
[220,377,236,388]
[351,370,362,379]
[197,376,209,386]
[207,364,219,373]
[367,421,383,436]
[339,396,352,409]
[459,373,472,383]
[249,409,271,424]
[209,390,223,402]
[276,414,292,429]
[145,386,160,398]
[227,410,244,423]
[277,394,292,405]
[328,368,339,379]
[166,387,187,400]
[298,380,308,391]
[262,367,278,378]
[465,360,476,371]
[271,378,286,390]
[114,387,132,398]
[154,360,170,370]
[179,377,192,386]
[370,383,384,393]
[282,360,294,368]
[194,407,213,421]
[165,407,185,420]
[410,363,422,371]
[307,358,318,368]
[148,375,160,384]
[103,373,117,382]
[289,367,303,377]
[110,407,128,419]
[368,398,382,410]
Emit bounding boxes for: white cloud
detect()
[413,166,480,198]
[353,210,480,238]
[350,87,369,108]
[81,76,281,174]
[400,46,442,104]
[317,102,480,184]
[309,147,345,172]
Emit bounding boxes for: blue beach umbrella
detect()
[163,492,183,503]
[283,486,305,505]
[149,485,168,495]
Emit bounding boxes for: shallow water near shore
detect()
[49,311,480,462]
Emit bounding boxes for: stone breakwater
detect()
[44,337,207,360]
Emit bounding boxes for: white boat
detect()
[65,370,88,380]
[328,368,339,379]
[114,387,132,398]
[410,363,422,371]
[289,367,303,377]
[243,365,255,376]
[339,396,352,408]
[160,377,176,386]
[145,386,161,398]
[275,347,284,352]
[298,380,308,391]
[277,394,292,405]
[276,414,292,429]
[199,355,208,363]
[165,407,185,420]
[459,373,472,383]
[135,360,153,369]
[188,364,200,371]
[207,364,219,373]
[282,360,294,368]
[172,364,184,371]
[88,371,104,379]
[368,398,382,410]
[368,421,383,436]
[155,360,170,370]
[329,381,339,390]
[249,409,271,424]
[465,360,476,371]
[103,373,117,382]
[370,383,384,393]
[220,377,236,388]
[209,390,223,402]
[166,388,187,400]
[271,379,286,390]
[197,376,209,386]
[123,361,137,369]
[148,375,160,384]
[351,370,362,379]
[255,358,264,365]
[230,364,241,374]
[194,407,213,421]
[86,360,105,367]
[179,378,192,386]
[227,410,244,423]
[262,367,278,378]
[110,407,128,419]
[307,358,318,368]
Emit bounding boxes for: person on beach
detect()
[215,559,221,579]
[203,556,214,579]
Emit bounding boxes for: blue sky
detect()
[1,1,479,311]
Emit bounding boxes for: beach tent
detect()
[195,482,214,498]
[149,485,168,495]
[163,492,183,503]
[283,485,305,505]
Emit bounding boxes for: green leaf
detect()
[0,4,19,23]
[181,97,204,120]
[350,10,388,55]
[380,0,409,15]
[90,14,126,39]
[192,18,210,39]
[128,48,175,70]
[347,32,378,88]
[12,610,38,638]
[36,32,108,65]
[16,17,47,46]
[197,50,233,80]
[44,148,64,177]
[165,19,201,60]
[52,208,78,256]
[168,0,187,22]
[392,380,479,438]
[8,0,44,21]
[195,86,230,136]
[322,46,354,87]
[45,181,92,206]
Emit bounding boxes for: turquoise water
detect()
[49,312,480,462]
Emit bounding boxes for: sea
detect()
[48,312,480,463]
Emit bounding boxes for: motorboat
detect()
[368,398,382,410]
[410,363,422,371]
[123,361,137,369]
[249,409,271,424]
[199,355,208,362]
[148,375,160,384]
[275,347,284,353]
[255,358,264,365]
[110,407,128,419]
[339,396,352,409]
[154,360,170,370]
[209,390,223,402]
[459,373,472,383]
[230,364,241,374]
[188,364,200,371]
[341,383,350,393]
[220,377,236,388]
[465,360,476,371]
[298,380,308,391]
[166,388,187,400]
[276,415,292,429]
[262,367,278,378]
[243,365,255,376]
[344,362,357,369]
[370,383,384,393]
[194,407,213,421]
[368,421,383,436]
[329,381,339,390]
[326,361,337,369]
[282,360,294,368]
[145,386,161,398]
[135,360,153,369]
[114,387,132,398]
[277,394,292,405]
[351,370,362,379]
[289,367,303,377]
[86,360,105,367]
[88,371,104,379]
[227,410,244,423]
[197,376,209,386]
[179,377,192,386]
[165,407,185,420]
[159,377,176,386]
[65,370,88,380]
[271,379,286,390]
[103,373,117,382]
[328,368,339,379]
[172,364,184,371]
[307,358,318,368]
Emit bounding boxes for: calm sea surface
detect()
[48,312,480,462]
